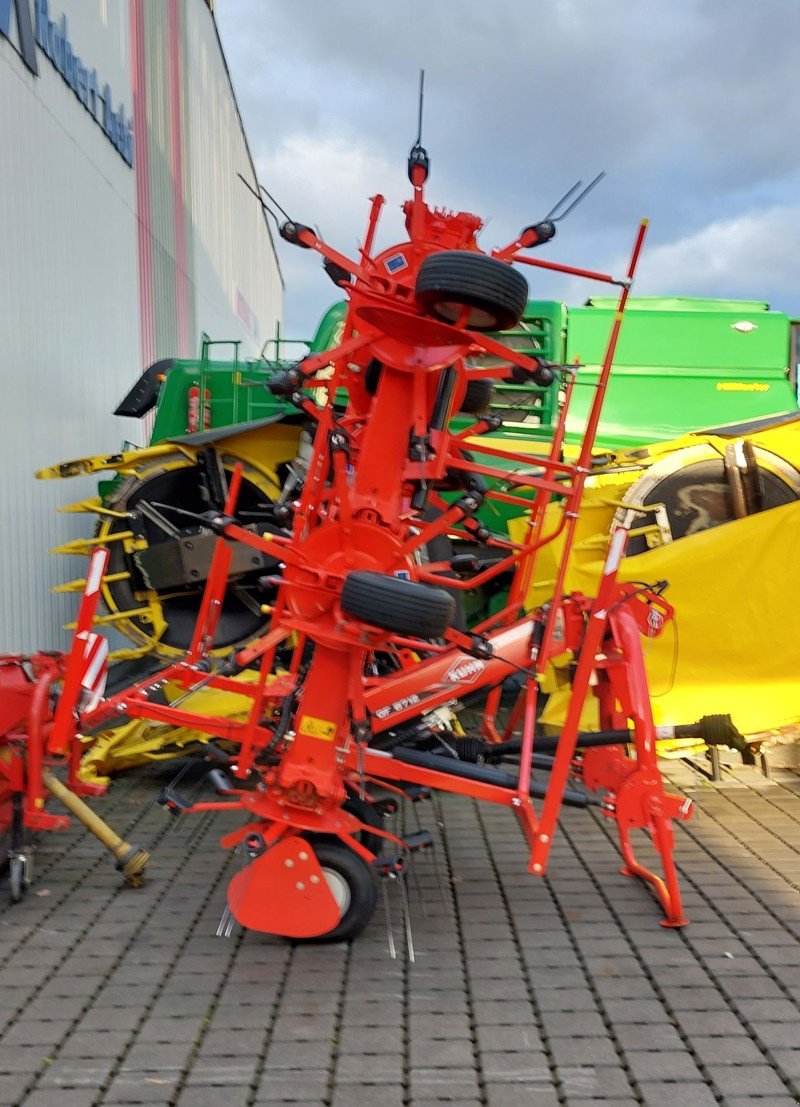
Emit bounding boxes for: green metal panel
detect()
[146,295,797,456]
[565,297,795,448]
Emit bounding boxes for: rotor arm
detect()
[278,221,372,285]
[493,220,557,261]
[513,253,631,287]
[465,330,559,387]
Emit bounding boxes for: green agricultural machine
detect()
[38,295,799,660]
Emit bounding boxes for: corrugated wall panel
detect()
[0,1,141,653]
[183,4,283,352]
[0,0,283,652]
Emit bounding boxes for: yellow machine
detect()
[38,422,303,660]
[77,670,263,787]
[45,409,800,779]
[511,412,800,737]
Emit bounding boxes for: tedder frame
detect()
[47,129,693,941]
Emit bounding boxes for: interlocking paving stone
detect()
[0,760,799,1104]
[638,1082,719,1107]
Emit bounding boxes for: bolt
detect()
[184,540,194,550]
[511,796,521,808]
[298,851,309,862]
[310,874,320,884]
[539,833,549,843]
[284,859,294,868]
[533,863,542,873]
[296,882,305,891]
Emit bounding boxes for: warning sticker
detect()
[298,715,337,741]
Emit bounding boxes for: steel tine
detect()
[555,171,606,222]
[381,875,397,960]
[145,756,194,817]
[140,757,199,855]
[429,843,451,914]
[216,841,250,939]
[408,854,428,920]
[543,179,583,221]
[398,869,415,964]
[169,773,208,839]
[184,809,212,849]
[216,904,233,938]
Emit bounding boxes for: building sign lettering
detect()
[0,0,133,167]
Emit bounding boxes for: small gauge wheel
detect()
[8,853,32,903]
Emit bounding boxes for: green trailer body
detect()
[148,303,348,445]
[142,295,797,457]
[565,298,797,450]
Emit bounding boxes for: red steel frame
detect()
[48,165,693,933]
[0,547,113,854]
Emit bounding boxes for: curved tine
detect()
[554,171,606,222]
[236,172,283,232]
[543,179,583,222]
[258,183,293,222]
[415,68,425,146]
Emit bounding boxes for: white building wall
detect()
[0,0,282,652]
[184,4,282,354]
[0,0,141,653]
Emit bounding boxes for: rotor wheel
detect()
[415,250,528,332]
[96,453,283,657]
[303,840,378,943]
[341,571,455,639]
[614,444,800,557]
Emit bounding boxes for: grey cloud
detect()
[216,0,800,336]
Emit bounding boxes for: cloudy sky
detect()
[216,0,800,339]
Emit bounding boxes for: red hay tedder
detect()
[24,116,693,941]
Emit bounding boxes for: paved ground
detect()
[1,757,800,1107]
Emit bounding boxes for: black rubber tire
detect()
[309,840,378,943]
[343,796,384,857]
[458,379,494,415]
[341,571,455,638]
[8,855,27,903]
[415,251,528,332]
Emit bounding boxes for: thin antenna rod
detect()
[415,69,425,146]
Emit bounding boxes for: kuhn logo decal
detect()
[444,658,486,684]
